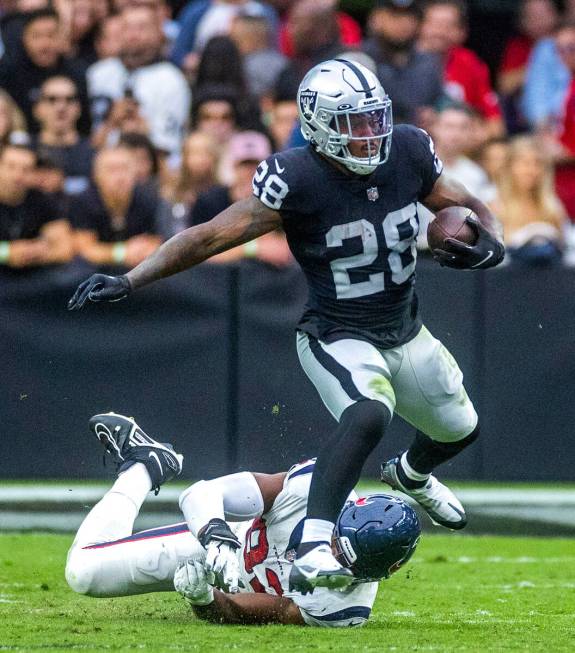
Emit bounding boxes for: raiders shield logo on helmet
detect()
[299,89,318,120]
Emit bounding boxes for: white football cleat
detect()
[381,457,467,530]
[288,543,354,595]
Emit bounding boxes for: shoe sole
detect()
[289,568,354,594]
[381,463,467,531]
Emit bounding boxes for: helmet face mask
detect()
[333,494,421,583]
[298,59,394,176]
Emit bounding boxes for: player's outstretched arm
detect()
[192,590,305,626]
[68,197,282,309]
[422,175,504,269]
[126,197,282,289]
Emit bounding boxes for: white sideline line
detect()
[0,511,183,532]
[2,485,575,505]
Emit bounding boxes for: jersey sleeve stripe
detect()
[82,522,189,549]
[287,462,316,480]
[307,335,369,402]
[308,606,371,622]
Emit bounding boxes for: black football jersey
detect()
[252,124,443,349]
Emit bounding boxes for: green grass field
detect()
[1,533,574,652]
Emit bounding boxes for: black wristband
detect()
[198,518,241,550]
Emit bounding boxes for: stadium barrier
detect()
[1,259,574,481]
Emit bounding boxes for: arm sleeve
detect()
[179,473,265,537]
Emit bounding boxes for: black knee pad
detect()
[341,400,392,448]
[417,423,480,457]
[446,423,480,453]
[406,424,480,474]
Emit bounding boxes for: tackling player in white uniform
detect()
[66,413,420,627]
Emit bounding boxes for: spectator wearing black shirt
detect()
[362,0,444,126]
[0,0,50,66]
[191,131,292,267]
[0,143,73,269]
[70,145,162,268]
[33,76,94,195]
[0,8,91,135]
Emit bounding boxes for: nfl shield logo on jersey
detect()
[367,187,379,202]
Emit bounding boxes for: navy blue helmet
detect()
[334,493,421,582]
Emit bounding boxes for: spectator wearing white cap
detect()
[190,130,292,266]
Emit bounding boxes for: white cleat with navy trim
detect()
[288,544,354,595]
[380,457,467,530]
[89,412,183,494]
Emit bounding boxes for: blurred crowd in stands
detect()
[1,0,575,277]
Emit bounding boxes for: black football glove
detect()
[197,518,241,550]
[67,274,132,310]
[197,518,242,593]
[433,216,505,270]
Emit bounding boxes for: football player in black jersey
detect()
[69,59,504,594]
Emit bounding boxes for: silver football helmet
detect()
[297,59,393,176]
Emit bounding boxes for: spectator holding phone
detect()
[88,4,190,158]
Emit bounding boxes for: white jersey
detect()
[232,460,379,628]
[87,57,191,155]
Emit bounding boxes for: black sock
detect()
[307,400,391,523]
[400,425,480,487]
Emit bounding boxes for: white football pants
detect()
[65,464,204,598]
[297,325,478,442]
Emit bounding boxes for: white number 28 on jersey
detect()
[253,160,289,210]
[326,203,418,300]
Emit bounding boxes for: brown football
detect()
[427,207,478,253]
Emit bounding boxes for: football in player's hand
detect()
[427,207,478,253]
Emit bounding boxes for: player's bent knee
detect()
[65,549,99,596]
[342,400,392,446]
[458,422,480,446]
[426,400,478,443]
